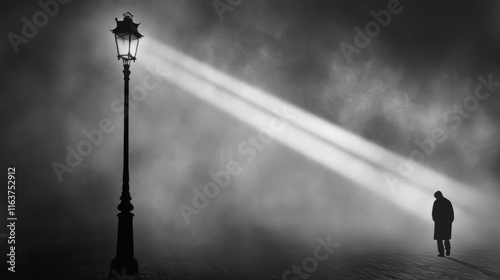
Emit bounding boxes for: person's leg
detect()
[437,240,444,256]
[445,239,451,256]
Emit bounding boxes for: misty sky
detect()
[1,0,500,260]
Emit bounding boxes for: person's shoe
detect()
[446,249,450,256]
[437,254,445,257]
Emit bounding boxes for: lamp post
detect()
[110,11,143,277]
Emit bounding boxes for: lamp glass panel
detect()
[115,33,131,59]
[130,38,140,59]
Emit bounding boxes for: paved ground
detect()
[8,238,500,280]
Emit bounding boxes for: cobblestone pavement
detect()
[8,240,500,279]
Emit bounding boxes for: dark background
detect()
[1,0,500,278]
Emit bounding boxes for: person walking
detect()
[432,191,454,257]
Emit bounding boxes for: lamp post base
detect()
[110,211,138,278]
[110,257,138,278]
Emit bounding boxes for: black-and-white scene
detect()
[2,1,500,279]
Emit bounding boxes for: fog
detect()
[2,0,500,270]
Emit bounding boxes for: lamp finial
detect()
[123,11,134,19]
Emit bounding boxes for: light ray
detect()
[138,38,499,229]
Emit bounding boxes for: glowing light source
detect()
[111,12,143,64]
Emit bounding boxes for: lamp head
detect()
[111,12,144,64]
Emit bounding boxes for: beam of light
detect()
[138,38,499,230]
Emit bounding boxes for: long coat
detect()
[432,198,454,240]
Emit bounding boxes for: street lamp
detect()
[110,11,143,277]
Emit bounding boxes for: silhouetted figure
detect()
[432,191,454,257]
